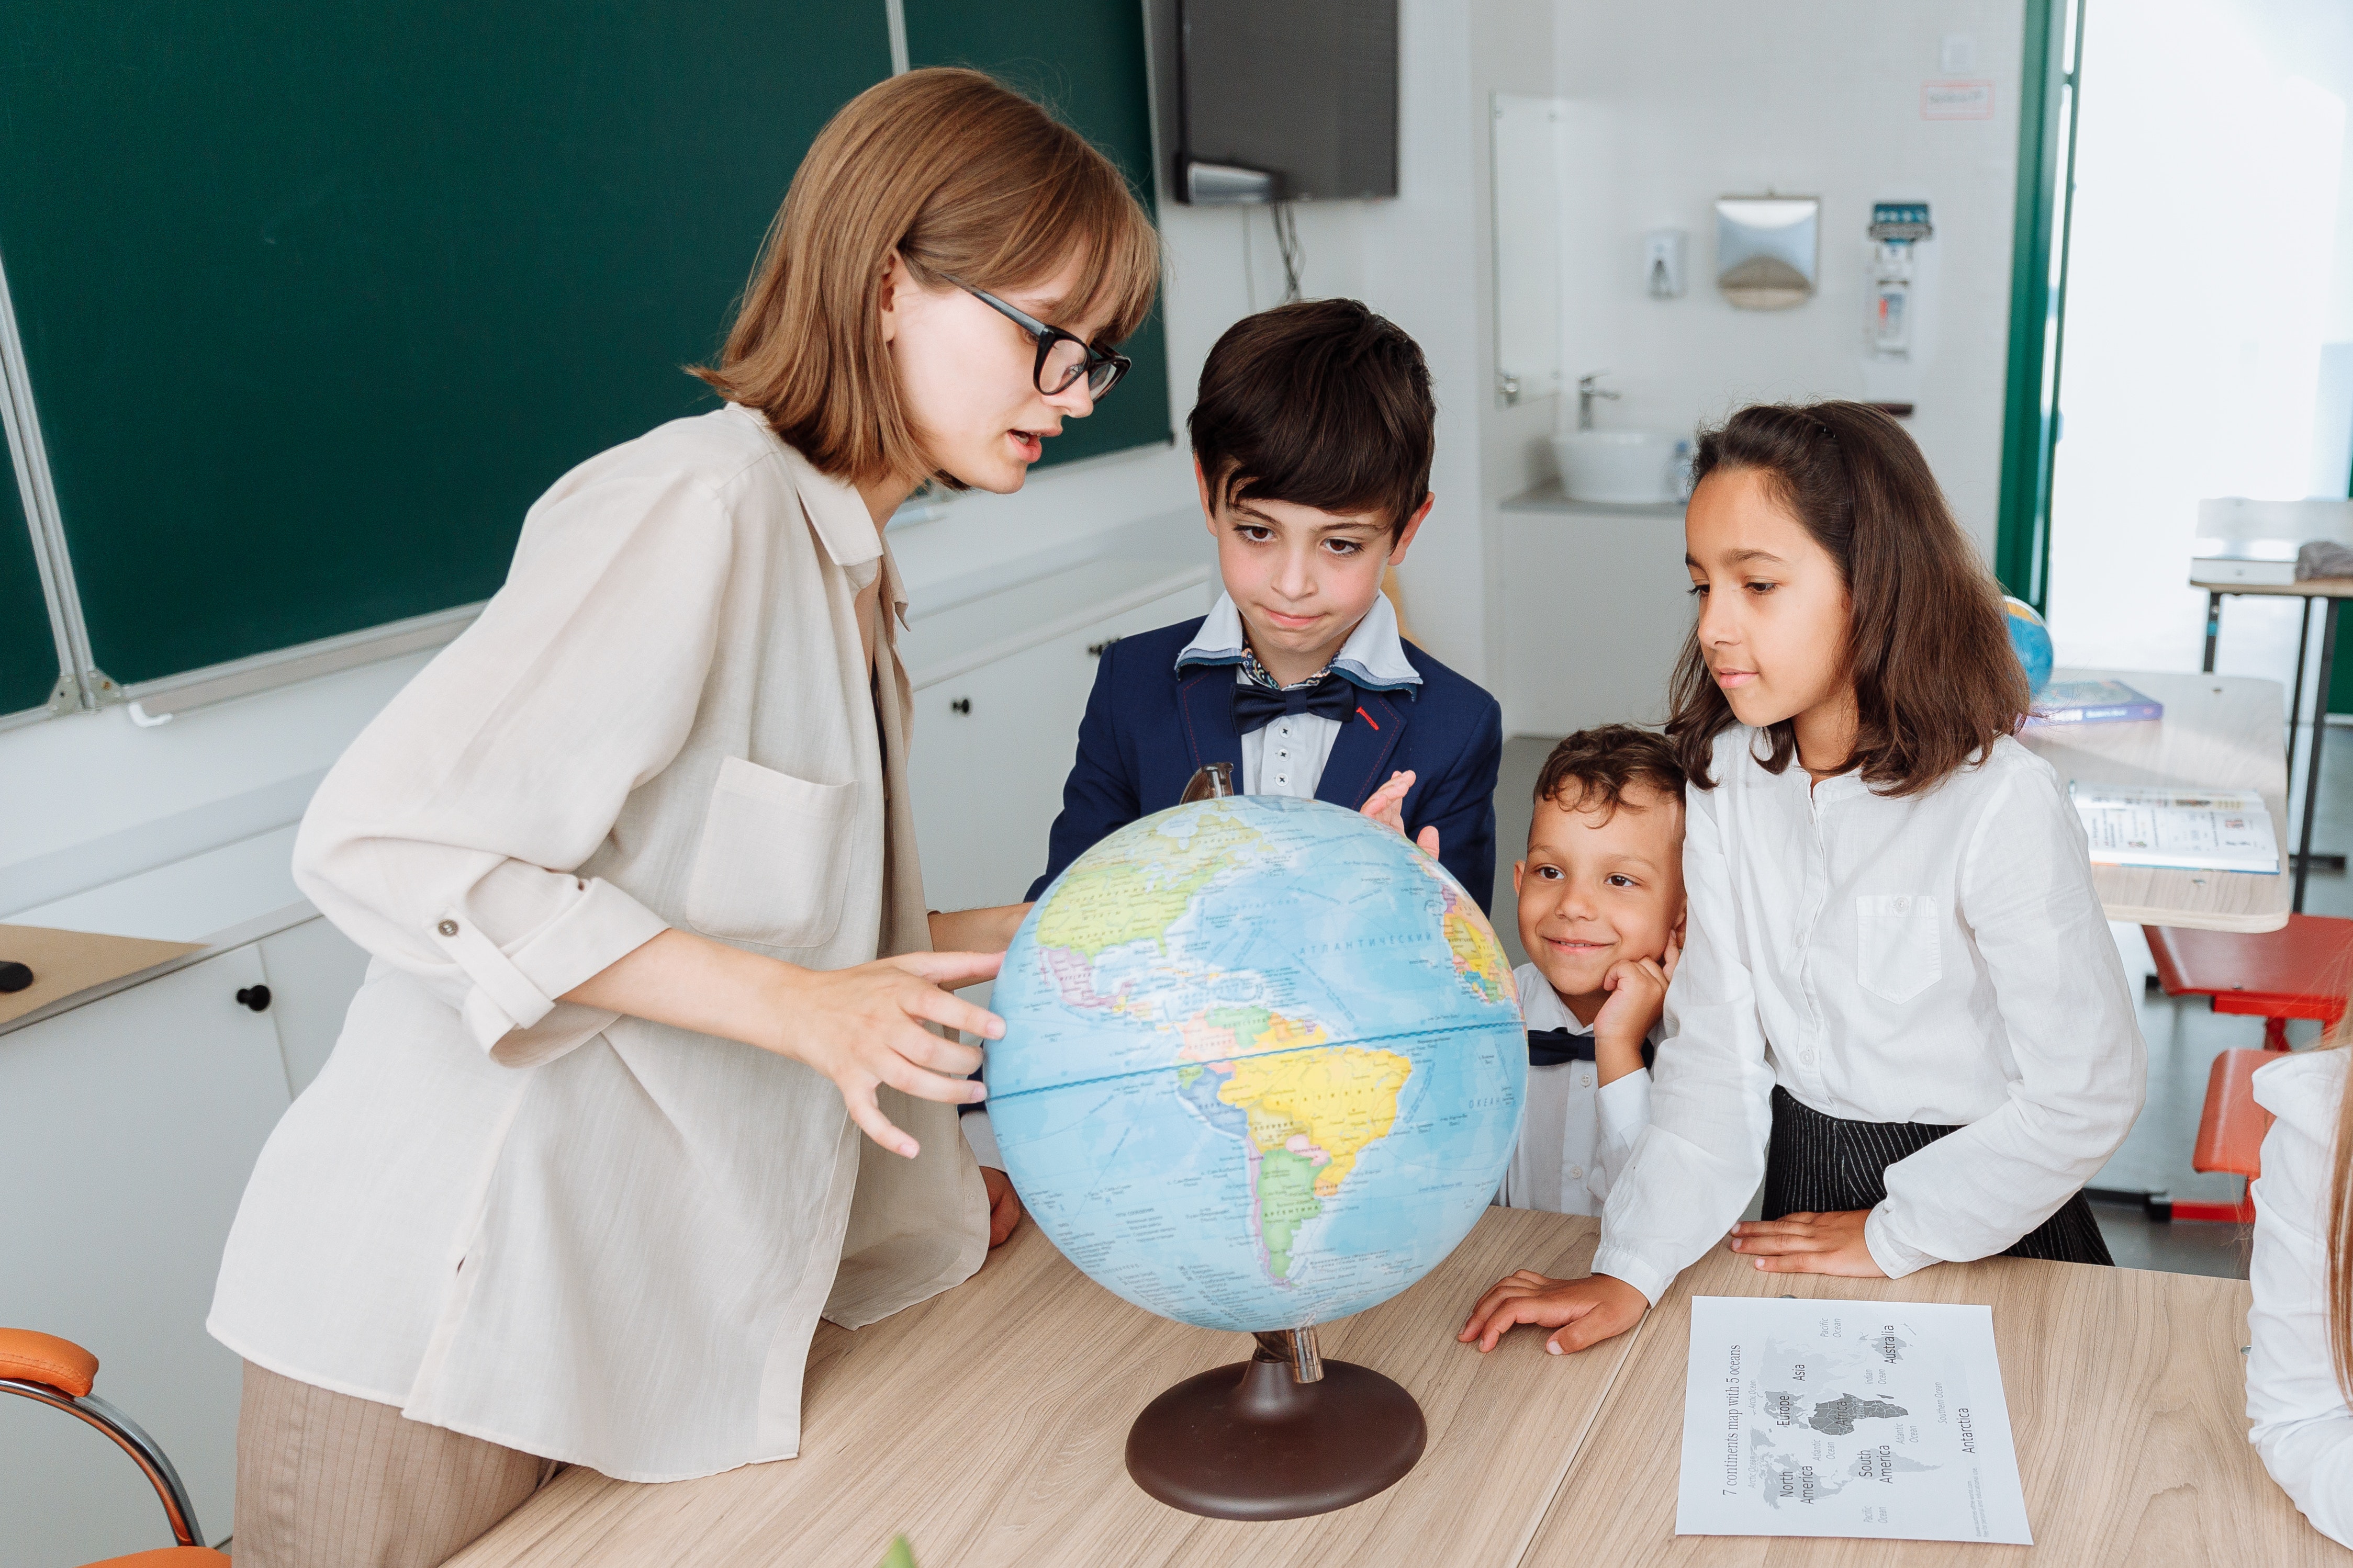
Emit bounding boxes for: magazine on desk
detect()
[2067,783,2280,875]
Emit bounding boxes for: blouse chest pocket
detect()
[1855,894,1941,1003]
[684,757,860,949]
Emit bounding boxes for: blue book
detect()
[2031,680,2162,725]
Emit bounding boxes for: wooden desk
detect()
[452,1208,2350,1567]
[1526,1245,2344,1566]
[449,1210,1633,1568]
[2016,669,2290,933]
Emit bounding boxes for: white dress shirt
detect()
[1592,728,2145,1303]
[209,404,987,1482]
[1496,963,1652,1217]
[1175,590,1420,798]
[2248,1047,2353,1548]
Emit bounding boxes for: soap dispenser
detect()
[1643,229,1687,298]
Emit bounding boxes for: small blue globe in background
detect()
[2003,595,2054,696]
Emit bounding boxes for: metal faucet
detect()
[1576,372,1620,432]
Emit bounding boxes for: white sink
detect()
[1554,430,1683,505]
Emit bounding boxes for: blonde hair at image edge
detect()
[693,66,1161,486]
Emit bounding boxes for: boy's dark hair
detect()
[1665,400,2028,798]
[1187,298,1436,537]
[1534,724,1686,822]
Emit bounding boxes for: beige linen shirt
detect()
[208,404,987,1482]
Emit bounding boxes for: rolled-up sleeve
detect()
[293,470,732,1067]
[1592,785,1777,1304]
[1873,768,2146,1273]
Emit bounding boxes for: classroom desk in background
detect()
[447,1210,2344,1568]
[2016,668,2290,934]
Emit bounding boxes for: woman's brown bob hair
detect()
[1665,400,2029,796]
[694,68,1160,482]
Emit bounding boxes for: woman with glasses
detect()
[208,67,1156,1567]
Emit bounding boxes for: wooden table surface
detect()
[1530,1244,2341,1566]
[452,1208,2350,1567]
[448,1209,1633,1568]
[2016,668,2289,933]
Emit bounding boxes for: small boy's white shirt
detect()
[1497,962,1653,1216]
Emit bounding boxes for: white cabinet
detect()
[0,947,293,1565]
[1499,495,1693,737]
[904,557,1214,914]
[257,915,372,1096]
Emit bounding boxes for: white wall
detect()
[1547,0,2027,558]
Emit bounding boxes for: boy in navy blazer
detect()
[1027,298,1503,909]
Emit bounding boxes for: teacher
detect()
[208,67,1159,1566]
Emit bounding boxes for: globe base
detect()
[1125,1348,1427,1520]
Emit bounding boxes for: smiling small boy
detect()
[1025,298,1504,905]
[1495,725,1686,1217]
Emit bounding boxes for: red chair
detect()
[0,1328,228,1565]
[2144,915,2353,1051]
[2179,1048,2282,1224]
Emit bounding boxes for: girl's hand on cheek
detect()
[1727,1210,1887,1277]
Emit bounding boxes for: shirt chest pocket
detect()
[1855,894,1941,1003]
[684,756,860,949]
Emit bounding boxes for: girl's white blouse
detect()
[1592,728,2146,1302]
[2248,1047,2353,1548]
[207,404,988,1483]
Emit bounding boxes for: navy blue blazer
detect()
[1028,617,1504,910]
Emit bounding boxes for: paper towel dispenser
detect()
[1716,196,1819,310]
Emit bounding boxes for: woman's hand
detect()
[1727,1210,1888,1277]
[1459,1270,1648,1355]
[561,929,1003,1159]
[981,1167,1024,1247]
[1360,770,1440,856]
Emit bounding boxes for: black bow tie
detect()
[1527,1027,1596,1066]
[1231,673,1358,735]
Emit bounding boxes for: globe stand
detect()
[1125,1327,1426,1520]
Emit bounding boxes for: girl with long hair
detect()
[1464,400,2145,1356]
[209,67,1158,1564]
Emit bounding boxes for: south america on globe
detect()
[988,795,1529,1334]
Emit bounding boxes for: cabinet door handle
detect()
[236,985,273,1012]
[950,697,971,714]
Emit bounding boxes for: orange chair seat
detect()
[2193,1048,2279,1178]
[92,1551,232,1567]
[2146,916,2353,1024]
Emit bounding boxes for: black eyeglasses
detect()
[952,280,1131,400]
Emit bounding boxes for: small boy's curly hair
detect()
[1534,725,1687,821]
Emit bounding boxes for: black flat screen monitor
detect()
[1174,0,1398,202]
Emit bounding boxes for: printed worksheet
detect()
[2068,782,2279,875]
[1675,1296,2032,1544]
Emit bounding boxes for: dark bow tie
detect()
[1231,673,1358,735]
[1527,1026,1597,1066]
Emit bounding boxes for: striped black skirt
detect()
[1762,1086,2113,1267]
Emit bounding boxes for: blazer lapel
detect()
[1176,668,1245,783]
[1317,687,1409,810]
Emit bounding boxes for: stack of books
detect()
[2030,679,2162,726]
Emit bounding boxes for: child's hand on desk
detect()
[1459,1271,1648,1355]
[981,1168,1023,1248]
[1727,1210,1888,1277]
[1360,770,1440,857]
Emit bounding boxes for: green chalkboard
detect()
[0,3,894,688]
[904,0,1175,469]
[0,467,59,719]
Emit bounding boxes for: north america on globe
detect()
[987,796,1528,1333]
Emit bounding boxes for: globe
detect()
[987,794,1528,1335]
[2003,594,2054,695]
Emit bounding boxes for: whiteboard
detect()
[1490,94,1566,407]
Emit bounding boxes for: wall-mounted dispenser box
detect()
[1715,196,1819,309]
[1643,229,1687,298]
